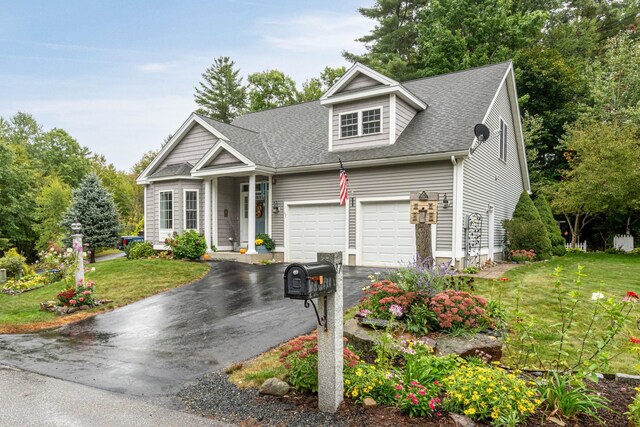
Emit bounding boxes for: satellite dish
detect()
[474,123,490,142]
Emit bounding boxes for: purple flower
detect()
[359,309,372,318]
[389,304,403,318]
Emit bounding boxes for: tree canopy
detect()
[194,56,247,123]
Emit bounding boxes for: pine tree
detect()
[512,191,541,221]
[535,194,566,256]
[194,56,247,123]
[62,173,120,263]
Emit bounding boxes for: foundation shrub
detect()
[166,230,207,260]
[126,241,155,260]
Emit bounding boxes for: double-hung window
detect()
[159,191,173,230]
[339,107,382,138]
[184,190,198,230]
[499,119,508,162]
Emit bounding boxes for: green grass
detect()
[473,253,640,374]
[0,258,210,332]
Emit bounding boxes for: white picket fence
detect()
[565,241,587,252]
[613,234,634,252]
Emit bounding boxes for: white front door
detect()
[287,203,345,262]
[360,200,416,267]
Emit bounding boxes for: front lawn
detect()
[474,252,640,374]
[0,258,210,333]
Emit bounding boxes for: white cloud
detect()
[257,12,371,54]
[135,63,174,73]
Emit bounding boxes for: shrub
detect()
[442,364,540,426]
[255,233,275,251]
[57,280,96,307]
[394,380,442,418]
[126,241,155,259]
[385,257,454,296]
[510,249,536,263]
[0,248,26,278]
[503,218,552,260]
[279,332,360,393]
[537,372,609,422]
[358,280,418,320]
[512,191,542,222]
[405,301,437,336]
[403,346,462,387]
[38,247,75,282]
[627,388,640,426]
[344,362,396,404]
[565,247,583,253]
[535,195,566,256]
[167,230,207,260]
[429,290,488,331]
[2,274,48,292]
[605,246,626,254]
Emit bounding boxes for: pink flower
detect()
[433,381,440,387]
[69,299,77,305]
[79,297,84,302]
[410,380,419,386]
[418,390,426,395]
[396,384,403,390]
[429,399,436,410]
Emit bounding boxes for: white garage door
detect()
[361,200,416,267]
[288,203,345,262]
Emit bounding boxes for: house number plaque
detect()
[409,191,439,224]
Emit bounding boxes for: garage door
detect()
[288,203,345,262]
[361,200,415,267]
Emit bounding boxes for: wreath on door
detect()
[256,202,264,218]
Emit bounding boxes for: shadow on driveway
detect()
[0,262,370,399]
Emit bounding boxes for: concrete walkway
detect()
[0,365,231,427]
[472,262,522,279]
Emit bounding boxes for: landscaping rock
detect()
[67,307,78,314]
[615,373,640,384]
[449,413,477,427]
[357,317,390,330]
[259,378,290,396]
[79,305,90,310]
[436,333,503,362]
[344,319,379,355]
[362,397,377,409]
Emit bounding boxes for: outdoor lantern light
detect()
[272,201,280,214]
[442,193,450,209]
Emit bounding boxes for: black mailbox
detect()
[284,262,336,300]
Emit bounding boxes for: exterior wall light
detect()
[272,201,280,214]
[442,193,450,209]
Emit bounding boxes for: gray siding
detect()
[463,81,525,258]
[209,150,242,166]
[272,161,454,253]
[158,124,217,168]
[332,95,390,150]
[396,97,417,140]
[340,74,382,92]
[146,180,205,244]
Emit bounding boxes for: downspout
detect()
[450,156,458,265]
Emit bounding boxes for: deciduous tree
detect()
[247,70,298,112]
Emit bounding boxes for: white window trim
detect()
[159,190,174,239]
[183,189,199,231]
[499,117,507,163]
[338,106,384,139]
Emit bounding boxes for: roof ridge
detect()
[195,113,260,134]
[401,60,512,85]
[235,99,321,117]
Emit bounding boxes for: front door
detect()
[240,182,268,245]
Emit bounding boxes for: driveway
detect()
[0,261,370,402]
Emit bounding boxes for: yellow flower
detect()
[464,407,477,415]
[345,379,351,385]
[352,390,358,397]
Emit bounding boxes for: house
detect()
[137,61,530,268]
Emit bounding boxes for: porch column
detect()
[212,177,218,250]
[247,173,257,254]
[204,179,212,252]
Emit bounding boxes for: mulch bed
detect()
[179,371,637,427]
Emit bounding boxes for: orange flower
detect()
[500,277,509,282]
[630,336,640,344]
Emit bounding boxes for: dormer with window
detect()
[321,63,427,151]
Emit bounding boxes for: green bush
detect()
[255,233,275,251]
[537,372,609,422]
[126,241,155,259]
[0,248,26,278]
[504,218,552,260]
[513,191,542,222]
[535,195,566,256]
[169,230,207,260]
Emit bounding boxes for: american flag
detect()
[339,159,349,206]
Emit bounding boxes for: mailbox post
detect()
[283,252,343,413]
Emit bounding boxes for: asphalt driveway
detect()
[0,261,370,401]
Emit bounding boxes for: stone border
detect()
[39,299,113,316]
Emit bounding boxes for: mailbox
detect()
[284,262,336,300]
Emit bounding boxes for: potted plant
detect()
[255,234,275,254]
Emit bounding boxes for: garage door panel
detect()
[361,201,416,267]
[288,204,345,263]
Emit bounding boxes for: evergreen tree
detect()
[194,56,247,123]
[512,191,542,221]
[62,173,120,263]
[504,192,552,259]
[535,194,567,256]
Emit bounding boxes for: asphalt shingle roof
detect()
[198,61,511,169]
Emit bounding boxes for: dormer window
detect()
[339,107,382,138]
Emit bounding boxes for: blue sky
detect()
[0,0,373,170]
